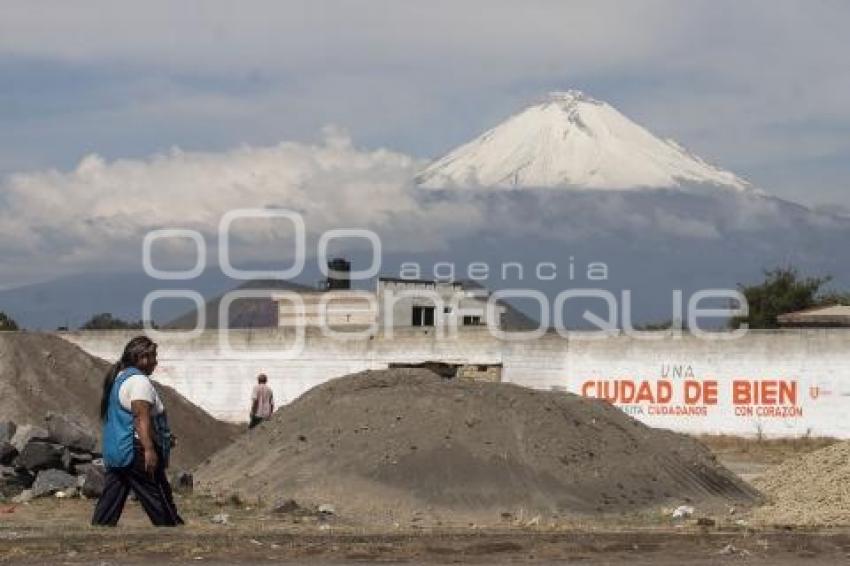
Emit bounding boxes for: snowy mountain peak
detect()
[416,91,751,191]
[545,89,601,105]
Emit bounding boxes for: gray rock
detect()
[0,465,31,482]
[272,498,306,515]
[170,470,193,494]
[12,489,33,503]
[0,421,16,444]
[45,413,97,453]
[318,503,336,515]
[64,452,93,474]
[74,463,93,477]
[60,447,72,472]
[16,441,64,472]
[10,425,48,452]
[1,465,33,486]
[79,464,105,499]
[0,442,17,465]
[75,458,104,473]
[0,466,30,499]
[31,469,77,498]
[71,452,93,465]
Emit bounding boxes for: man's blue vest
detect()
[102,367,173,470]
[102,367,137,469]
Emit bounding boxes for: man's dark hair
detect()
[100,336,157,421]
[258,373,268,384]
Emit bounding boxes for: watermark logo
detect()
[142,207,749,356]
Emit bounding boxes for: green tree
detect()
[0,311,19,331]
[80,313,147,330]
[730,267,831,329]
[817,290,850,306]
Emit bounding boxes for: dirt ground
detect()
[1,413,845,564]
[2,436,848,565]
[1,495,849,565]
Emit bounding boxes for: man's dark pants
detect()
[91,443,183,526]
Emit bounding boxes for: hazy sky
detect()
[1,1,848,208]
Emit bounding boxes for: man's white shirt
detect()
[119,373,164,415]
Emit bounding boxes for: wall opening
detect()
[412,306,435,326]
[389,361,459,378]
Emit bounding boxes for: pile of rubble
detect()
[197,368,759,525]
[0,413,105,502]
[752,440,850,526]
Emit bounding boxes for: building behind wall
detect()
[276,290,377,327]
[272,260,504,330]
[777,305,850,327]
[376,277,502,329]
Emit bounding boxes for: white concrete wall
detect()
[58,328,850,438]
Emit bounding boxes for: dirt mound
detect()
[196,368,758,524]
[0,332,240,469]
[752,440,850,526]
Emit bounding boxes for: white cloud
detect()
[0,131,484,286]
[2,128,848,292]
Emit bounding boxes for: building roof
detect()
[378,277,462,287]
[777,305,850,327]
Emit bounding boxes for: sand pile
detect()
[752,440,850,526]
[0,333,239,469]
[196,368,757,523]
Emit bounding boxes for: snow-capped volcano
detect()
[416,90,750,191]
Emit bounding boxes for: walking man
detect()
[92,336,183,527]
[249,373,274,429]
